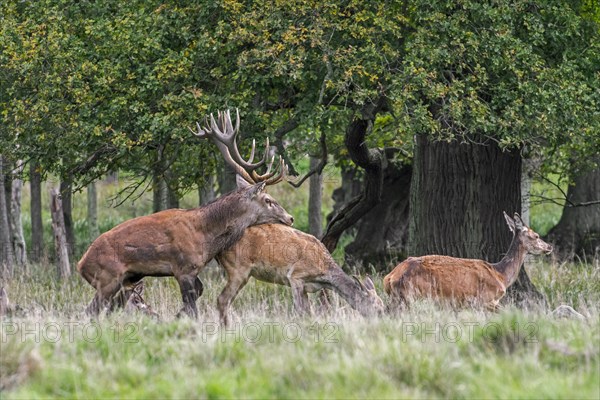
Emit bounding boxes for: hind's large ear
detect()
[503,211,515,233]
[244,181,266,198]
[513,213,525,231]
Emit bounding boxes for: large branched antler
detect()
[190,108,286,185]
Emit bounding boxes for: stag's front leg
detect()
[175,274,203,318]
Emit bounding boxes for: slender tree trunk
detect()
[30,162,44,263]
[199,175,216,206]
[60,180,75,257]
[546,161,600,261]
[10,161,27,266]
[87,182,99,241]
[308,156,323,238]
[345,160,412,269]
[50,188,71,278]
[0,156,15,273]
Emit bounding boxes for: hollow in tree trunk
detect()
[408,135,543,305]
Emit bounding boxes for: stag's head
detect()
[352,276,385,316]
[504,212,553,255]
[191,109,293,227]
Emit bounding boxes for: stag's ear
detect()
[245,181,266,198]
[236,174,251,189]
[363,276,375,291]
[503,211,515,233]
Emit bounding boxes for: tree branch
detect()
[287,132,328,188]
[273,117,300,176]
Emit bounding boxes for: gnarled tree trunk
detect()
[345,161,411,270]
[30,161,44,263]
[308,156,323,238]
[60,180,75,257]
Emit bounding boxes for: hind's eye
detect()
[265,199,272,206]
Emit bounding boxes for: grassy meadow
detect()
[1,173,599,399]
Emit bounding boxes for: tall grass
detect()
[1,260,599,398]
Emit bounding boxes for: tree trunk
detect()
[10,161,27,266]
[87,182,100,241]
[166,169,180,209]
[308,156,323,238]
[546,162,600,261]
[409,135,521,259]
[345,160,411,270]
[152,173,168,212]
[0,156,15,274]
[30,162,44,263]
[60,180,75,257]
[50,188,71,278]
[199,175,216,206]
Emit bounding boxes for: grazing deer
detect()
[77,109,293,318]
[215,224,385,326]
[384,212,553,309]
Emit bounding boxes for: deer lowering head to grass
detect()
[215,224,385,326]
[77,109,293,318]
[384,212,552,309]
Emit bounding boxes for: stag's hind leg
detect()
[218,270,251,327]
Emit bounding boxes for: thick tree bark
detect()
[308,156,323,238]
[546,162,600,261]
[0,156,15,273]
[87,182,100,241]
[152,173,168,212]
[10,161,27,266]
[345,161,411,270]
[29,162,44,263]
[50,188,71,278]
[409,135,521,259]
[409,135,542,304]
[60,180,75,257]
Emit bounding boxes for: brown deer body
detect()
[78,110,293,317]
[215,224,385,325]
[384,213,552,309]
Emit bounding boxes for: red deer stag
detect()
[215,224,385,326]
[78,109,293,318]
[384,212,552,309]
